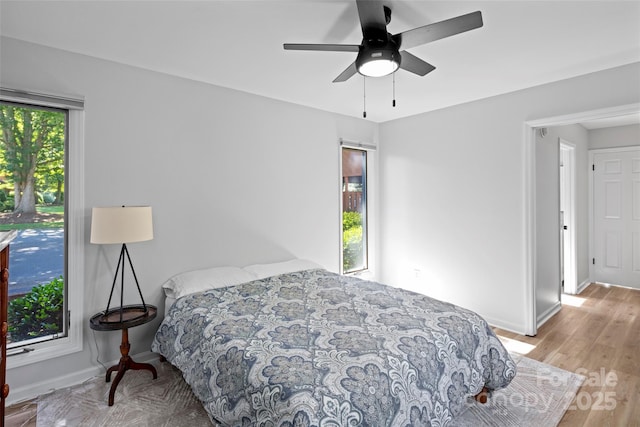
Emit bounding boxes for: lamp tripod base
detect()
[101,243,149,324]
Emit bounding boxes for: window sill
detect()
[344,269,375,280]
[7,330,82,369]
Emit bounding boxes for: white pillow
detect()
[243,259,323,280]
[162,266,257,299]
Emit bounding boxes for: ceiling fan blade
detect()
[284,43,360,52]
[399,51,436,76]
[356,0,388,40]
[392,11,483,50]
[333,62,358,83]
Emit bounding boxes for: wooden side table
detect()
[89,304,158,406]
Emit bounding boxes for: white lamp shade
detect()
[90,206,153,244]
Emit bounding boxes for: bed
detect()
[152,260,516,426]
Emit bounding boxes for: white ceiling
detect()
[1,0,639,123]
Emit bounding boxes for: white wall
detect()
[378,62,640,334]
[534,128,561,321]
[0,36,377,402]
[589,124,640,149]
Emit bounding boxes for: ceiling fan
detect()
[284,1,483,82]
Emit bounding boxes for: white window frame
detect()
[1,88,84,368]
[339,139,377,278]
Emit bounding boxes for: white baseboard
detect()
[6,351,160,406]
[536,301,562,329]
[577,279,591,294]
[482,315,527,336]
[591,281,640,291]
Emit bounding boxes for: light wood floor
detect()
[495,283,640,427]
[5,283,639,427]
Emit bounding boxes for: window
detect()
[341,147,368,273]
[0,88,84,367]
[0,102,67,349]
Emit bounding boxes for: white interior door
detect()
[592,147,640,288]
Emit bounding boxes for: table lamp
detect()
[90,206,153,324]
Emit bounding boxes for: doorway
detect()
[524,103,640,336]
[560,140,577,295]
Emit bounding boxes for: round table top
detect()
[89,304,157,331]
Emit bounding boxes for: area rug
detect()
[36,355,584,427]
[453,353,585,426]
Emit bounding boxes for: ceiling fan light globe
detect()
[358,58,399,77]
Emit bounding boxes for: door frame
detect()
[560,139,578,295]
[523,102,640,336]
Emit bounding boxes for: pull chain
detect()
[392,72,396,107]
[363,76,367,118]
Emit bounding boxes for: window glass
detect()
[0,102,67,348]
[342,147,367,273]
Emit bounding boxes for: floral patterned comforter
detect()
[152,269,516,427]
